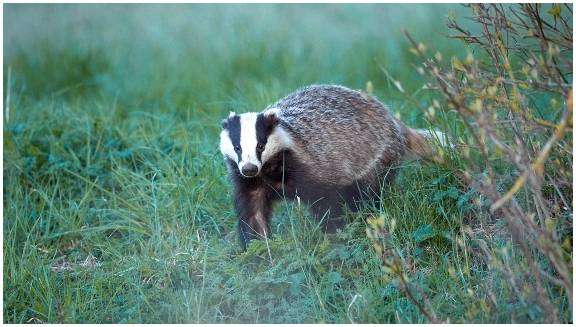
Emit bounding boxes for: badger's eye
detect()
[256,143,265,152]
[234,145,241,152]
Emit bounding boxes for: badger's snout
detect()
[240,163,259,177]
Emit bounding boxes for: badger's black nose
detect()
[241,163,259,177]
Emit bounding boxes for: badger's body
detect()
[269,85,406,186]
[220,85,439,248]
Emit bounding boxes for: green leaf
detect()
[288,272,305,296]
[327,271,343,285]
[446,187,460,199]
[413,224,435,243]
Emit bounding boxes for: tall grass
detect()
[3,4,572,323]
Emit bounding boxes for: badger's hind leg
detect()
[305,178,386,233]
[298,185,350,233]
[308,198,346,233]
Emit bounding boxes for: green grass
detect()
[3,4,570,323]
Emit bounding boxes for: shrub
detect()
[369,4,572,323]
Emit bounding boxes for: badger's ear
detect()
[263,108,279,128]
[222,111,236,129]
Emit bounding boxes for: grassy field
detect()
[3,4,572,323]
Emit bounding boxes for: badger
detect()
[220,84,444,249]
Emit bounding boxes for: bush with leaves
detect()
[369,3,572,323]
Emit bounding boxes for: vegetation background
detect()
[3,3,572,323]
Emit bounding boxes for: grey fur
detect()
[266,84,408,186]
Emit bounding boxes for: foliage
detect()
[4,4,572,323]
[367,3,572,323]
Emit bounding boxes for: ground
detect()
[3,4,571,323]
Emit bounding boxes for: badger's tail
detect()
[405,127,450,161]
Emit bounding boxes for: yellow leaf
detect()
[471,98,482,112]
[465,52,474,64]
[548,4,561,17]
[487,85,498,96]
[545,218,555,233]
[562,237,572,250]
[366,81,374,94]
[435,51,443,62]
[452,57,466,72]
[417,42,427,53]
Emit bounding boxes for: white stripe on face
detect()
[261,125,293,164]
[239,113,261,171]
[219,129,238,163]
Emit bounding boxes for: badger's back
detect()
[267,85,407,185]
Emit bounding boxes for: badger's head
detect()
[219,109,292,178]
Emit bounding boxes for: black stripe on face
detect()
[255,113,279,161]
[226,115,242,161]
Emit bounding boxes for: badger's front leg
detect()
[233,180,274,249]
